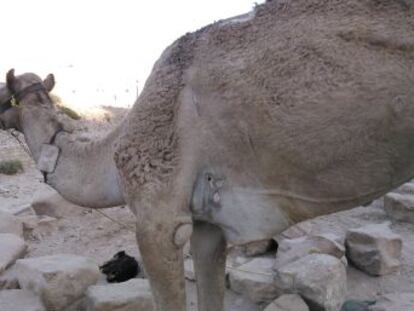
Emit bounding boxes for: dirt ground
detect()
[1,106,414,310]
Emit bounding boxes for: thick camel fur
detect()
[1,0,414,310]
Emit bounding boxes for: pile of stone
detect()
[226,222,403,311]
[224,181,414,311]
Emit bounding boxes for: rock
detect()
[274,254,347,311]
[345,223,402,276]
[15,254,100,310]
[274,234,345,269]
[277,222,313,240]
[0,265,20,289]
[383,193,414,224]
[395,182,414,195]
[369,292,414,311]
[84,278,154,311]
[228,257,281,304]
[0,203,33,216]
[184,258,195,281]
[20,215,40,231]
[263,294,309,311]
[226,256,253,269]
[0,234,27,274]
[239,239,278,257]
[64,298,86,311]
[0,210,23,237]
[0,289,46,311]
[31,189,81,218]
[21,215,58,240]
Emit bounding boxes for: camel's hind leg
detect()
[191,221,227,311]
[132,198,192,311]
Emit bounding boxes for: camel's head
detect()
[0,69,59,133]
[0,80,17,130]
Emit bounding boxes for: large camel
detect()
[1,0,414,310]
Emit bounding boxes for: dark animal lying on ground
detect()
[99,251,140,283]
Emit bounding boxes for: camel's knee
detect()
[136,215,193,249]
[174,222,193,248]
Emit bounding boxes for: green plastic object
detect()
[341,300,376,311]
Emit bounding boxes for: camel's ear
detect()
[43,74,55,92]
[6,69,16,92]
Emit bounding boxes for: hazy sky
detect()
[1,0,262,110]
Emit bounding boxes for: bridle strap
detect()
[42,127,65,183]
[0,82,47,112]
[14,82,47,102]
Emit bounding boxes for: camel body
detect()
[1,1,414,310]
[114,0,414,244]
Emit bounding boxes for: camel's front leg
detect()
[133,200,192,311]
[191,221,227,311]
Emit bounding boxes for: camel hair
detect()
[1,0,414,310]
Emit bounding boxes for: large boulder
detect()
[0,289,45,311]
[15,254,100,310]
[345,223,402,276]
[395,182,414,195]
[0,265,19,289]
[228,257,281,304]
[274,234,345,270]
[263,294,309,311]
[274,254,347,311]
[0,234,27,274]
[369,292,414,311]
[235,239,278,257]
[0,210,23,237]
[84,278,154,311]
[383,193,414,224]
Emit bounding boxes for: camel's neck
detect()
[25,120,126,209]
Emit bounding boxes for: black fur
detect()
[99,251,140,283]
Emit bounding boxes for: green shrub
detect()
[59,105,81,120]
[0,160,24,175]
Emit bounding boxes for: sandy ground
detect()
[1,107,414,310]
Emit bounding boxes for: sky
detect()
[1,0,262,113]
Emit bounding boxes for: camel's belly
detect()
[189,169,403,244]
[190,171,291,243]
